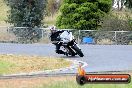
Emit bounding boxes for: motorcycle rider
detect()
[50,26,68,55]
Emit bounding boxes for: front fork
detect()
[69,40,80,54]
[72,40,81,49]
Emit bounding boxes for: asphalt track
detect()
[0,43,132,74]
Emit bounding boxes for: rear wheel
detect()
[73,45,84,57]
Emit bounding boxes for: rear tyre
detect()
[73,45,84,57]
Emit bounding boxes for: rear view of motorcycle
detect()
[58,30,84,57]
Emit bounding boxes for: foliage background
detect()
[5,0,47,27]
[56,0,112,30]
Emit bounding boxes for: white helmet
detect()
[50,26,56,31]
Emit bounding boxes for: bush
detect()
[56,0,112,30]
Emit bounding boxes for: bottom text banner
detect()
[76,74,131,85]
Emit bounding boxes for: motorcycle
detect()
[58,30,84,57]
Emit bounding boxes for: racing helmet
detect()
[50,26,56,31]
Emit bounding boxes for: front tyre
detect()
[76,75,86,85]
[73,45,84,57]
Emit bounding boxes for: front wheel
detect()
[73,45,84,57]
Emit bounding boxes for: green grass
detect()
[0,60,15,74]
[42,80,132,88]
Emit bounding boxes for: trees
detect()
[56,0,112,30]
[101,14,132,31]
[5,0,47,27]
[124,0,132,29]
[5,0,47,43]
[124,0,132,9]
[46,0,62,17]
[47,0,57,17]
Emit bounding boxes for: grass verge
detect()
[0,75,131,88]
[46,78,132,88]
[0,54,71,75]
